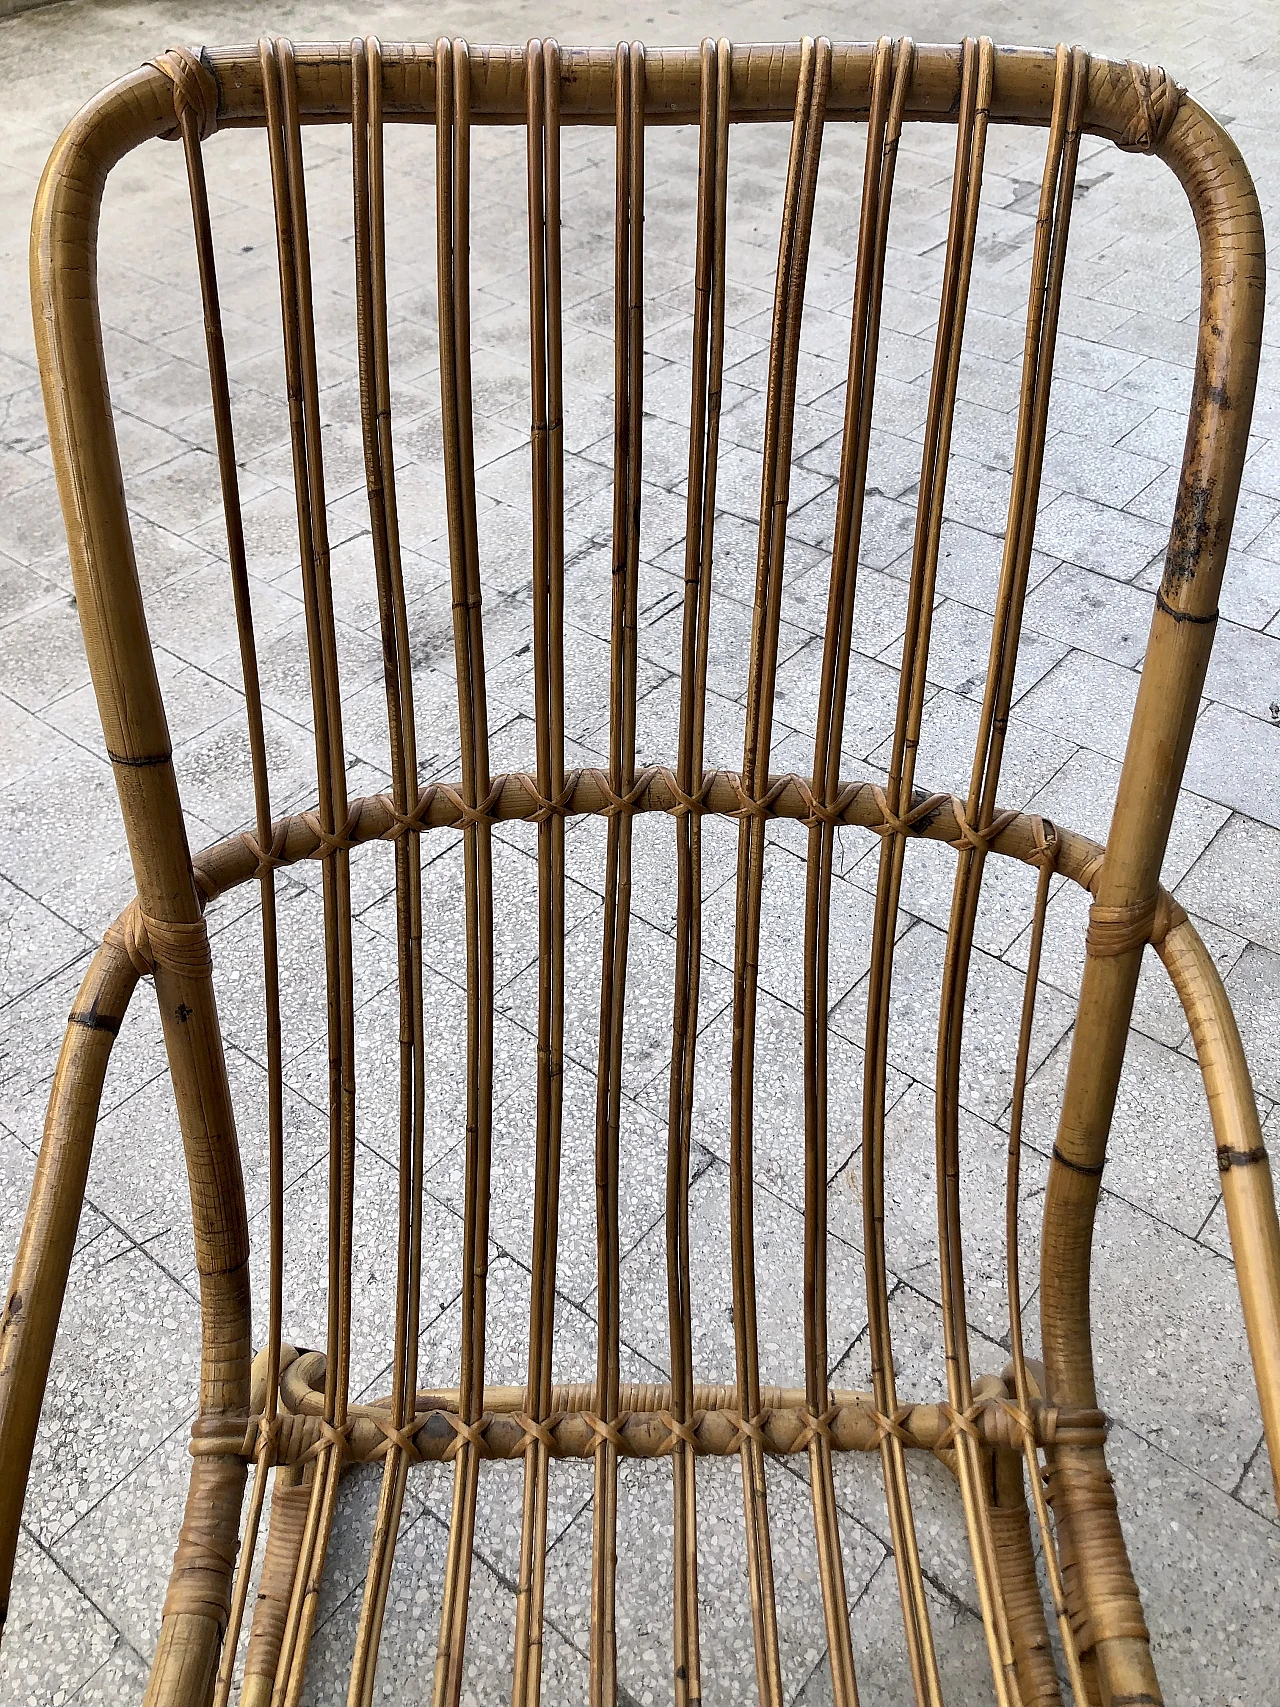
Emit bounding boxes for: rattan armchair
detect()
[1,32,1277,1707]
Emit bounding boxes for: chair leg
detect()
[988,1442,1064,1707]
[0,943,138,1648]
[143,1453,248,1707]
[1044,1439,1155,1707]
[240,1469,314,1707]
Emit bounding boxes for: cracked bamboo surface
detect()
[0,32,1275,1707]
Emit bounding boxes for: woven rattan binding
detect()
[1,34,1276,1707]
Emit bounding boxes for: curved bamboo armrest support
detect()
[1154,917,1280,1513]
[0,940,140,1642]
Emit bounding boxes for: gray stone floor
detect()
[2,1,1279,1703]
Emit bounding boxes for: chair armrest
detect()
[1155,916,1280,1514]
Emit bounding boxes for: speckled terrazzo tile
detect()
[824,1289,1012,1619]
[1219,942,1280,1104]
[847,833,1049,960]
[554,808,742,940]
[3,0,1279,1694]
[0,749,134,939]
[649,981,909,1207]
[47,1423,193,1663]
[208,878,396,1069]
[499,903,735,1109]
[1004,878,1247,1053]
[545,1450,884,1707]
[0,877,91,1010]
[1177,813,1280,955]
[617,1159,868,1390]
[84,1040,329,1283]
[1024,743,1230,890]
[402,1252,612,1582]
[360,830,598,994]
[0,950,164,1152]
[425,1059,713,1308]
[699,838,888,1017]
[831,919,1076,1127]
[300,1504,593,1706]
[1,1126,110,1284]
[244,1143,469,1400]
[870,685,1077,814]
[66,1642,150,1704]
[283,961,539,1177]
[1107,1422,1280,1706]
[824,1081,1047,1346]
[0,1530,122,1707]
[1231,1429,1279,1529]
[797,1550,994,1705]
[1086,1190,1264,1496]
[21,1231,200,1548]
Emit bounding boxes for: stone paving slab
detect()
[0,1,1278,1703]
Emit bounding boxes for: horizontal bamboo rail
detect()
[191,1360,1109,1465]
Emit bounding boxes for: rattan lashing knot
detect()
[441,1412,490,1459]
[792,776,872,831]
[527,775,582,825]
[1086,890,1188,957]
[994,1397,1038,1450]
[369,1415,423,1465]
[104,901,213,981]
[253,1412,281,1465]
[514,1414,558,1454]
[728,773,793,823]
[240,819,291,880]
[947,803,1021,856]
[867,786,950,841]
[300,800,367,861]
[869,1406,915,1448]
[935,1402,985,1453]
[654,1411,702,1453]
[435,775,509,831]
[148,45,220,142]
[597,767,661,818]
[300,1417,353,1465]
[725,1412,769,1453]
[582,1412,629,1453]
[1117,61,1183,153]
[662,775,715,820]
[1027,814,1060,871]
[792,1405,840,1451]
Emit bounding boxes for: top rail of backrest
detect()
[38,40,1198,137]
[31,40,1264,931]
[161,41,1173,131]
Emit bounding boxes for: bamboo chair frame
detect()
[1,33,1277,1707]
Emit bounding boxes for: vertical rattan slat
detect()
[4,35,1276,1707]
[730,38,831,1707]
[589,43,645,1706]
[347,34,430,1705]
[431,38,500,1707]
[513,36,568,1707]
[258,39,364,1703]
[859,35,991,1703]
[800,33,914,1707]
[664,35,729,1707]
